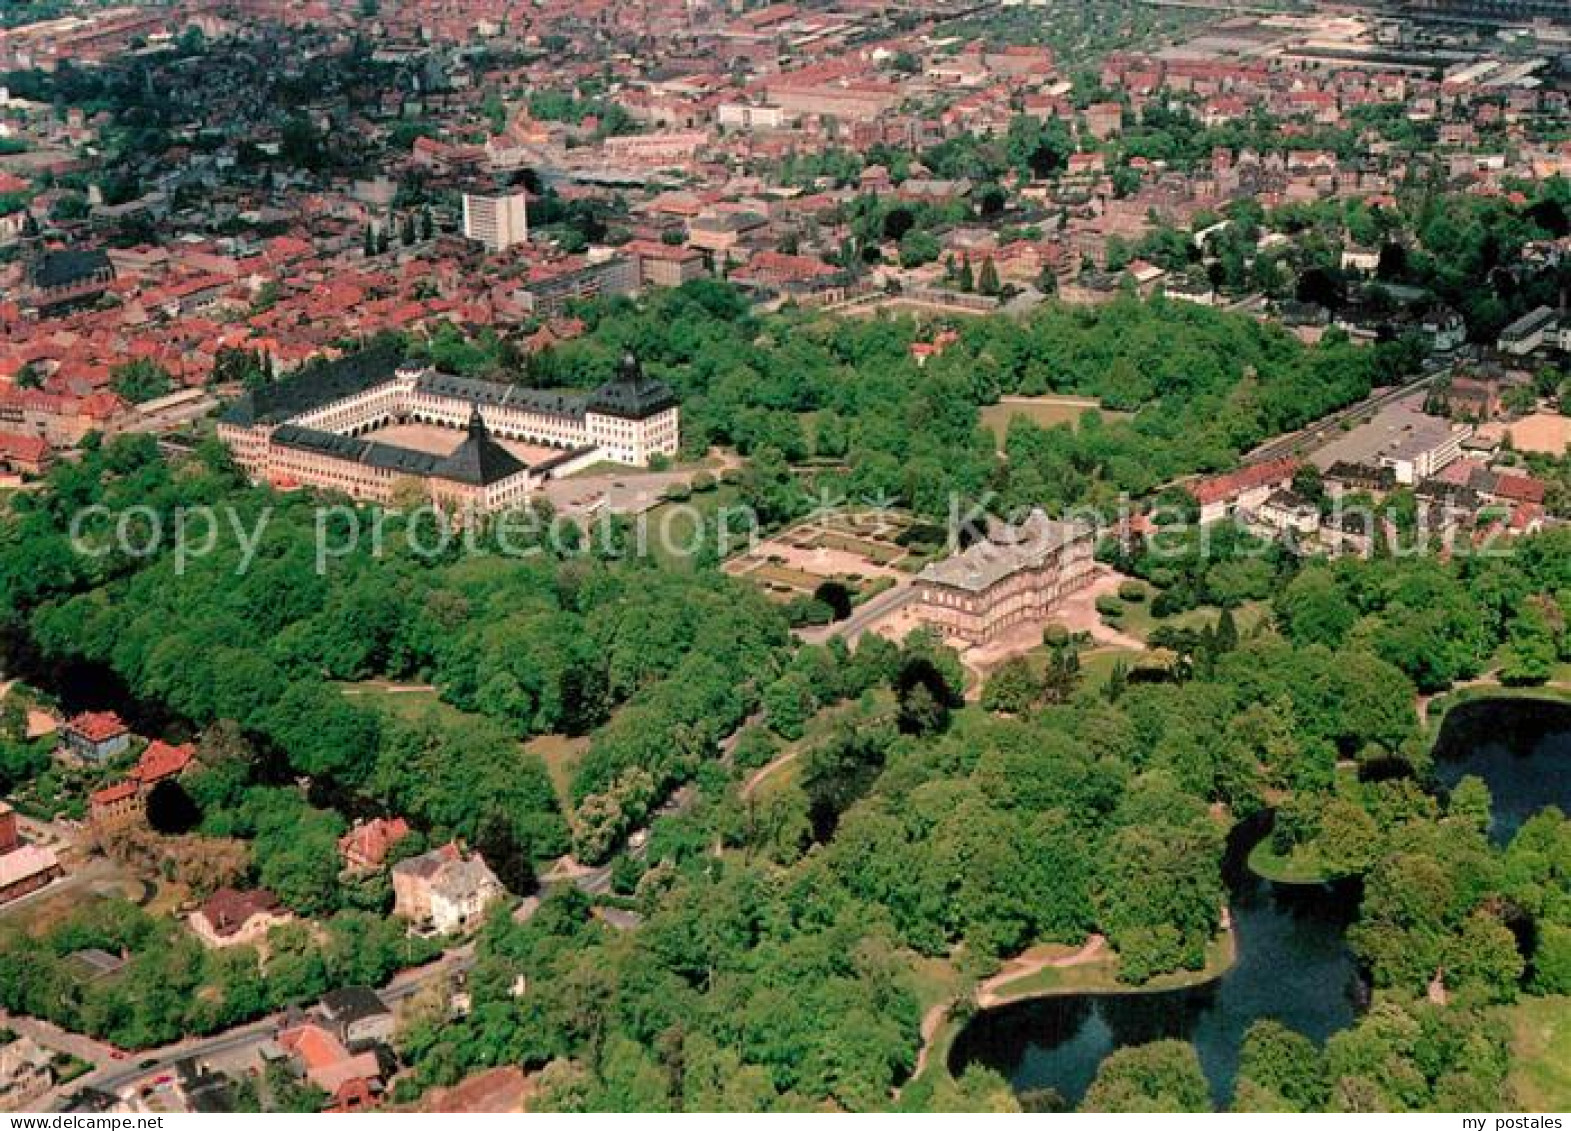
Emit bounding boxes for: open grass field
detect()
[985,930,1235,1004]
[638,484,745,569]
[1247,838,1331,885]
[3,885,106,935]
[981,395,1131,444]
[335,680,468,727]
[1502,996,1571,1111]
[525,733,589,809]
[1108,594,1271,645]
[1074,646,1143,692]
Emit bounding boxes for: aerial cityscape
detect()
[1,0,1570,1116]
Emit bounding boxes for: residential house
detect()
[1255,489,1321,537]
[58,711,130,763]
[168,1058,239,1114]
[136,740,195,786]
[1323,461,1396,499]
[189,887,292,949]
[1321,509,1377,558]
[0,1035,55,1112]
[391,843,503,935]
[319,987,395,1049]
[1418,305,1467,353]
[88,779,143,832]
[0,433,51,476]
[1189,458,1298,525]
[339,817,411,874]
[89,740,195,832]
[1085,102,1123,140]
[275,1022,382,1113]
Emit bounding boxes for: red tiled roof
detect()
[339,817,410,868]
[279,1022,381,1095]
[90,780,139,807]
[732,250,839,284]
[137,740,194,784]
[67,711,128,744]
[1190,458,1298,506]
[1493,473,1545,506]
[0,432,50,464]
[198,887,281,936]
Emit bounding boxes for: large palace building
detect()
[913,510,1097,645]
[218,345,679,513]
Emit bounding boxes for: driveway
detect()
[1053,568,1145,652]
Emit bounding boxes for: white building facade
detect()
[462,189,530,251]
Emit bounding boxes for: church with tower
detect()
[218,345,680,514]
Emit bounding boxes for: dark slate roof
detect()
[29,248,113,291]
[434,407,529,486]
[270,423,445,475]
[414,370,588,417]
[271,410,530,488]
[588,351,677,419]
[321,986,390,1025]
[63,1089,122,1113]
[174,1058,238,1114]
[221,341,406,428]
[1323,461,1396,489]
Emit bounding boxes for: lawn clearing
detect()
[639,483,744,569]
[1502,995,1571,1111]
[981,395,1130,445]
[982,929,1235,1006]
[1075,647,1143,691]
[1110,598,1270,645]
[525,733,590,810]
[1247,837,1331,885]
[336,680,468,727]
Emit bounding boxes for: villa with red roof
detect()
[339,817,412,874]
[88,740,195,832]
[59,711,131,764]
[276,1022,383,1112]
[137,740,195,784]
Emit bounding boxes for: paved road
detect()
[815,583,916,645]
[1244,369,1445,467]
[52,945,476,1106]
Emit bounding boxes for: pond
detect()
[1431,697,1571,845]
[948,694,1571,1109]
